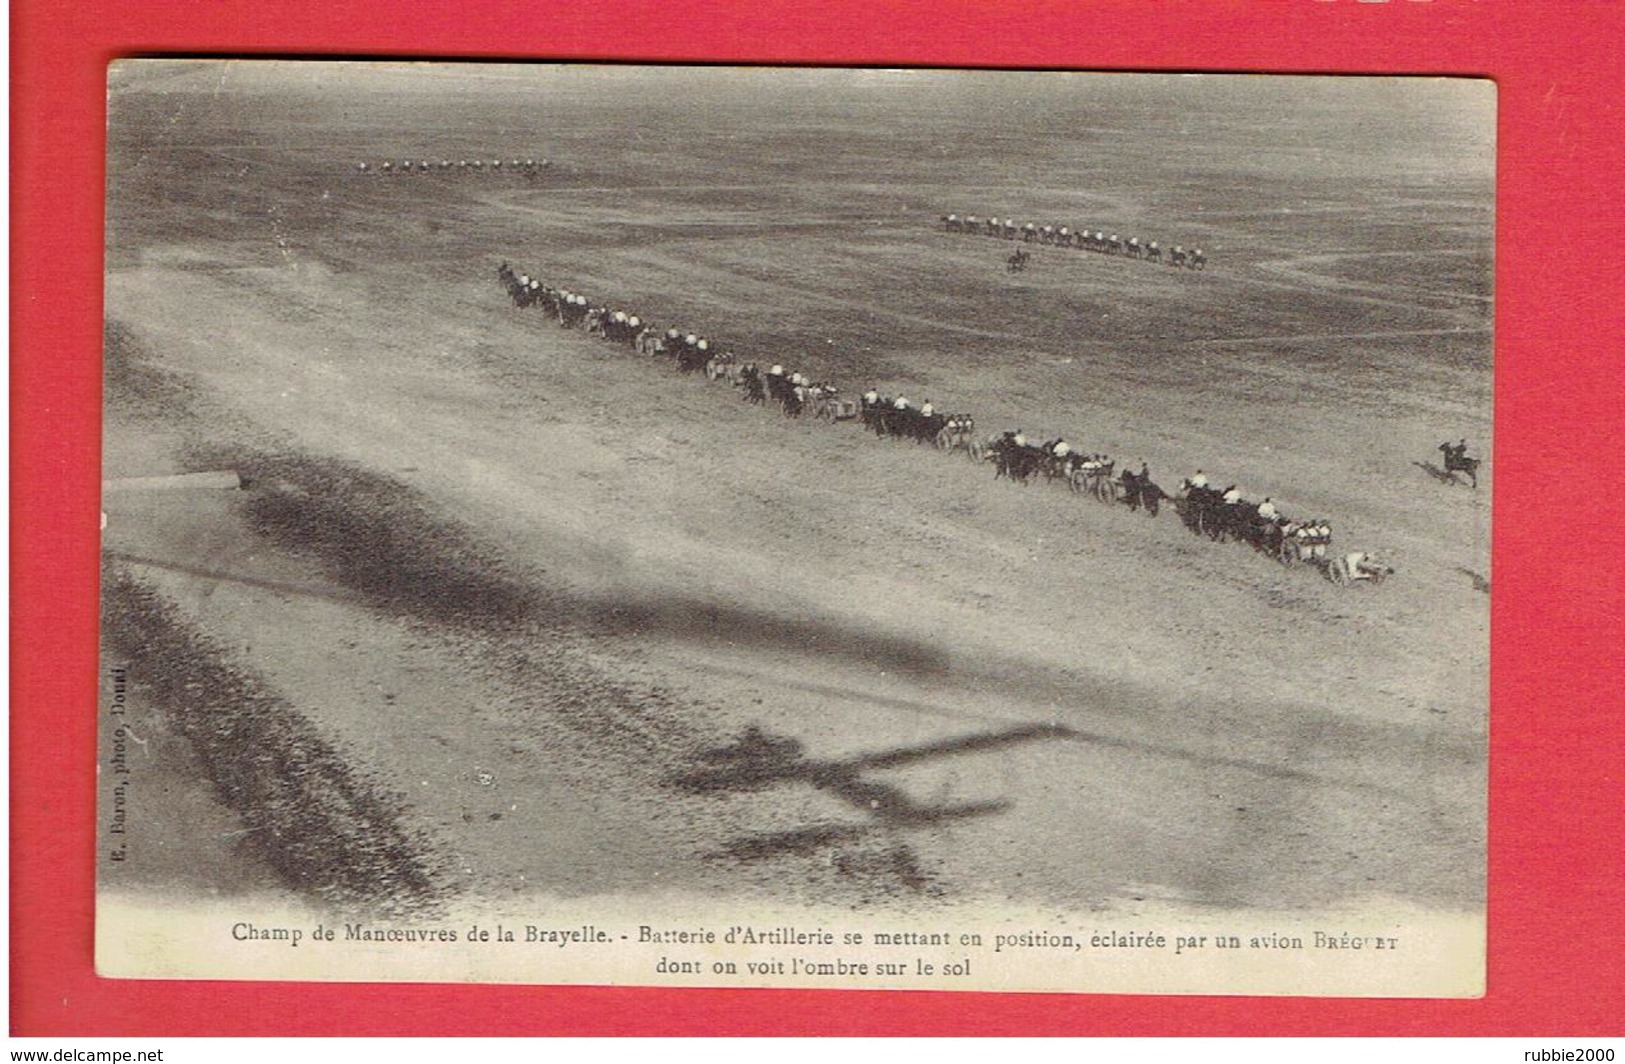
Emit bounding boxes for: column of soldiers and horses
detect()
[494,224,1480,588]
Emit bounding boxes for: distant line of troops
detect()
[941,213,1207,269]
[497,261,1393,583]
[357,157,551,173]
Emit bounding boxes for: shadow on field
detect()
[599,596,949,680]
[673,722,1060,810]
[672,723,1067,890]
[694,662,1428,796]
[188,445,950,678]
[676,712,1425,895]
[1413,460,1466,487]
[105,319,203,421]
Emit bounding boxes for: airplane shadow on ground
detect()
[669,723,1070,888]
[671,711,1415,886]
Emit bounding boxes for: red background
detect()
[12,0,1623,1037]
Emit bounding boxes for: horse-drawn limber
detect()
[812,394,860,423]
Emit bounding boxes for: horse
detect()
[676,340,709,374]
[763,371,793,406]
[875,404,922,440]
[994,441,1045,484]
[1169,246,1188,268]
[859,396,884,434]
[1145,242,1162,263]
[1210,496,1256,543]
[1118,469,1166,516]
[882,406,937,443]
[1178,483,1225,539]
[1438,442,1480,488]
[1243,514,1287,555]
[987,435,1033,482]
[1007,248,1030,273]
[1189,248,1207,270]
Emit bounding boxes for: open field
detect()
[101,65,1492,933]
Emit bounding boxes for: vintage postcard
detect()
[98,61,1492,995]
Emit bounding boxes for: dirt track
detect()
[101,66,1491,922]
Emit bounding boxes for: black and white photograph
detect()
[98,61,1492,995]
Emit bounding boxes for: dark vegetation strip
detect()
[103,563,444,912]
